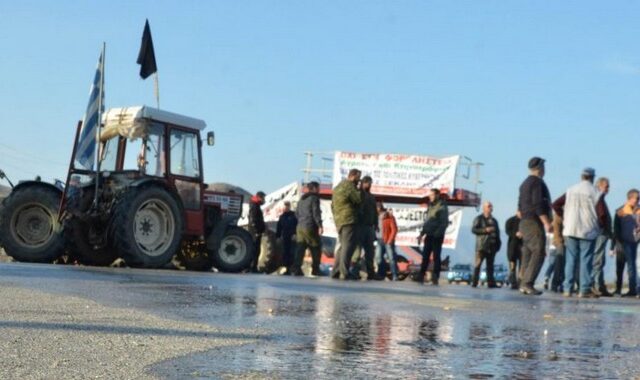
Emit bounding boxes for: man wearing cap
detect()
[517,157,552,295]
[552,168,601,298]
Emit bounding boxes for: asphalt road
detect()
[0,262,639,379]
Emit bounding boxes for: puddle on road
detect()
[146,284,640,379]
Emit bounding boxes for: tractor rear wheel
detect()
[112,186,183,268]
[212,226,254,273]
[0,186,65,262]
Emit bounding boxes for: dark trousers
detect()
[292,229,321,275]
[251,234,262,271]
[472,250,496,287]
[282,236,295,269]
[551,245,565,292]
[419,235,445,283]
[332,225,358,279]
[519,219,546,288]
[615,247,626,293]
[358,225,377,276]
[508,247,521,288]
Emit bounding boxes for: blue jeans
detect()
[544,252,557,281]
[385,242,399,279]
[623,241,638,294]
[564,237,595,294]
[375,239,387,276]
[591,234,609,290]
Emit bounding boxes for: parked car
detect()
[480,264,508,286]
[447,264,472,284]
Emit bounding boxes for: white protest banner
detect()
[238,182,300,225]
[390,207,463,249]
[318,201,462,250]
[332,151,460,197]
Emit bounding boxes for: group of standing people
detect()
[249,157,640,298]
[330,169,401,281]
[502,157,640,298]
[247,168,447,283]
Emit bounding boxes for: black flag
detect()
[137,19,157,79]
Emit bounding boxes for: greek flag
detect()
[76,52,105,170]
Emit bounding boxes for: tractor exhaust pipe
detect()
[0,169,15,188]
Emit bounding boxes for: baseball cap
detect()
[528,157,545,169]
[582,167,595,177]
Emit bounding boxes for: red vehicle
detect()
[0,106,255,272]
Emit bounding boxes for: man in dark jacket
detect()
[357,176,380,280]
[417,188,449,285]
[471,201,501,288]
[248,191,266,273]
[276,201,298,274]
[292,182,323,276]
[517,157,552,295]
[331,169,362,280]
[505,213,522,289]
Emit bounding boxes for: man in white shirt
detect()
[560,168,601,298]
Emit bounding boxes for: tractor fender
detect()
[9,181,63,200]
[129,177,173,192]
[126,178,185,214]
[205,215,238,252]
[2,181,63,220]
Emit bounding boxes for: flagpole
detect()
[154,72,160,109]
[93,42,106,208]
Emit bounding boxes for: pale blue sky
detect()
[1,1,639,260]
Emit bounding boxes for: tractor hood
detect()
[100,106,207,142]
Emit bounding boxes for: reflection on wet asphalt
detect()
[2,263,640,379]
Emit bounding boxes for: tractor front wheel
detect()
[212,226,254,273]
[112,186,183,268]
[0,185,65,262]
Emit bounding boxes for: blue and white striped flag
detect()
[76,52,105,170]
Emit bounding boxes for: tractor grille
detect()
[204,192,243,217]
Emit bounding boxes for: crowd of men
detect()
[503,157,640,298]
[247,157,640,298]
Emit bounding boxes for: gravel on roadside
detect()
[0,286,259,379]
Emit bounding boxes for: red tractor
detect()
[0,106,255,272]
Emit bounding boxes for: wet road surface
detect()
[1,262,639,379]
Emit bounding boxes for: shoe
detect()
[292,271,304,277]
[471,283,478,288]
[488,283,498,289]
[563,291,572,297]
[543,280,549,290]
[578,292,599,299]
[622,292,638,298]
[598,288,613,297]
[520,286,542,296]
